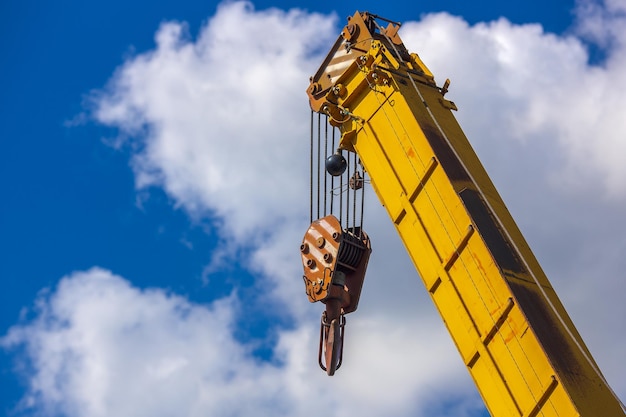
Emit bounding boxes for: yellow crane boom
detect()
[300,11,624,416]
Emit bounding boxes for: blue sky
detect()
[2,0,626,416]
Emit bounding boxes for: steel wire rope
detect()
[324,116,329,216]
[360,166,367,239]
[339,149,344,226]
[330,125,336,214]
[367,21,548,414]
[310,110,314,223]
[345,148,351,231]
[376,18,625,414]
[352,151,358,231]
[317,112,322,220]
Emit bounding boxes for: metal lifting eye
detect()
[325,152,347,176]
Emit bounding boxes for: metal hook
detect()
[318,310,346,376]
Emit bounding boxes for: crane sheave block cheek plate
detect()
[300,215,371,314]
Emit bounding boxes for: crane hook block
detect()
[300,215,371,314]
[301,215,371,376]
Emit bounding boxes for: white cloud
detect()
[1,268,316,417]
[2,268,249,417]
[575,0,626,49]
[92,1,336,245]
[1,268,483,417]
[4,0,626,416]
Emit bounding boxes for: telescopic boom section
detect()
[304,10,624,417]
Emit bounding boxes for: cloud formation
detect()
[2,268,483,417]
[3,0,626,416]
[92,2,334,244]
[3,268,260,417]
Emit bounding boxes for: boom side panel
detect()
[345,75,575,416]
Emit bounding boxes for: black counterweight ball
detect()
[325,152,347,176]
